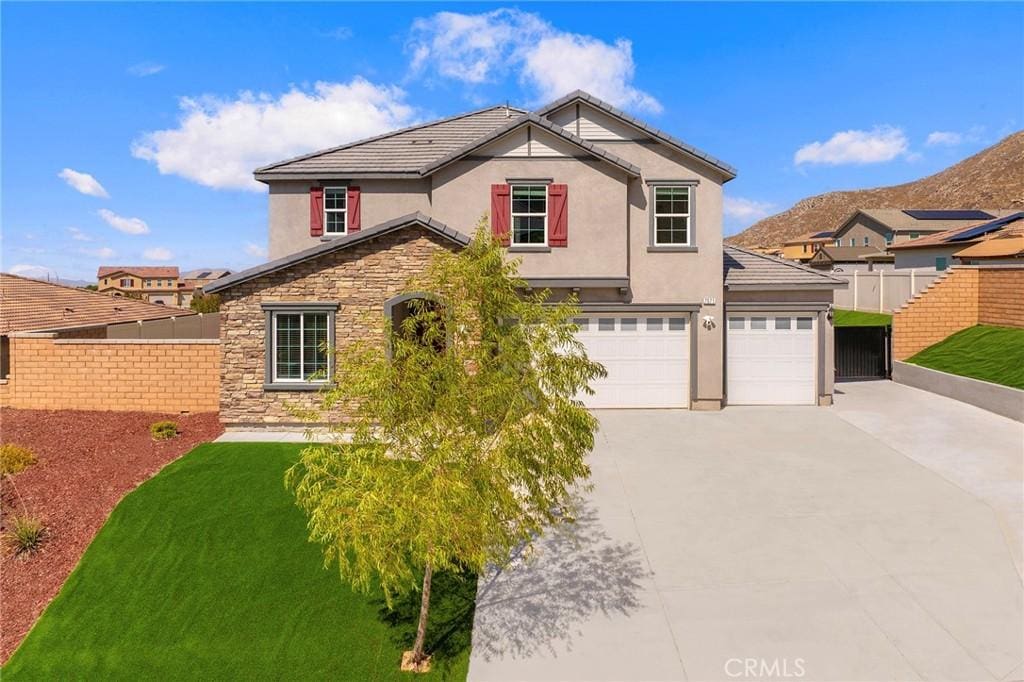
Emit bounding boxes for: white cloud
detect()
[794,126,909,166]
[58,168,110,198]
[9,264,58,280]
[132,78,416,191]
[67,227,92,241]
[244,242,268,259]
[98,208,150,235]
[143,247,173,261]
[723,196,775,222]
[407,9,661,113]
[81,246,116,259]
[128,62,165,77]
[926,131,962,147]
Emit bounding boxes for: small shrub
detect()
[150,421,179,441]
[0,444,36,476]
[4,515,46,556]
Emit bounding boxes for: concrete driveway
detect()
[468,381,1024,682]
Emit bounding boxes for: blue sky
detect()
[2,2,1022,281]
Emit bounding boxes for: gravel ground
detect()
[0,408,222,662]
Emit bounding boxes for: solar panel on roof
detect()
[946,212,1024,242]
[811,231,833,238]
[902,209,994,221]
[196,271,211,279]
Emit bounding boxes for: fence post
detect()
[878,269,885,313]
[853,270,859,311]
[910,268,916,296]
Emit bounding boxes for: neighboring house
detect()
[830,209,1019,249]
[0,273,185,379]
[807,246,893,271]
[206,90,844,427]
[182,269,233,291]
[888,212,1024,270]
[782,231,834,262]
[97,266,192,307]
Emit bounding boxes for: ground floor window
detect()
[262,303,337,387]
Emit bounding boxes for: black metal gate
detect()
[835,326,891,380]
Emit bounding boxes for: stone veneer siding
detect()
[892,266,1024,360]
[218,226,460,426]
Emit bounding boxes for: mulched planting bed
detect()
[0,408,222,662]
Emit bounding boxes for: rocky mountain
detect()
[727,131,1024,247]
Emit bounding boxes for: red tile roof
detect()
[97,266,180,279]
[0,273,188,334]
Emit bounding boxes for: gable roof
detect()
[783,230,834,245]
[889,212,1024,250]
[98,266,179,279]
[723,245,846,289]
[954,235,1024,259]
[835,208,1020,237]
[0,273,185,334]
[417,112,641,177]
[535,90,737,180]
[204,213,470,294]
[254,105,528,180]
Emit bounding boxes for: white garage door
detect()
[727,315,816,405]
[574,316,690,408]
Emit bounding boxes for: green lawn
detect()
[4,443,476,681]
[833,308,892,327]
[907,325,1024,390]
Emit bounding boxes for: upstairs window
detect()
[653,186,691,246]
[120,278,131,288]
[849,237,855,247]
[324,187,347,234]
[863,236,870,246]
[510,185,547,245]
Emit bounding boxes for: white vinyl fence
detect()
[832,270,942,313]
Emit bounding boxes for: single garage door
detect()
[727,314,816,405]
[574,315,690,408]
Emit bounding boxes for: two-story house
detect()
[97,266,190,307]
[206,91,844,427]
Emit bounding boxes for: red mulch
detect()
[0,408,222,662]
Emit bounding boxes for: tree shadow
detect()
[373,569,478,678]
[471,499,649,661]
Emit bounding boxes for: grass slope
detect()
[907,325,1024,389]
[4,443,476,681]
[833,309,892,327]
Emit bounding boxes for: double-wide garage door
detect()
[727,314,816,405]
[574,315,689,408]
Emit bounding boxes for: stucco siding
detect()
[893,246,959,270]
[267,178,432,259]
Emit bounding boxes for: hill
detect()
[727,131,1024,247]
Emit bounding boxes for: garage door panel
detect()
[575,316,689,408]
[727,315,816,406]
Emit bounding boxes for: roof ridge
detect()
[724,244,844,283]
[418,112,641,177]
[534,90,737,179]
[255,103,529,174]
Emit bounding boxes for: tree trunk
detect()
[411,561,433,664]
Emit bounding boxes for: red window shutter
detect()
[309,187,324,237]
[548,183,568,247]
[347,186,361,232]
[490,184,511,246]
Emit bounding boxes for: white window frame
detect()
[652,185,692,247]
[510,184,548,247]
[120,278,132,288]
[323,186,348,236]
[271,311,332,384]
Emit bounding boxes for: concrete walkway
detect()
[468,383,1024,681]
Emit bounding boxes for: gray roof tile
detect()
[724,245,846,289]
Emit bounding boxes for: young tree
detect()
[286,219,605,671]
[190,292,221,313]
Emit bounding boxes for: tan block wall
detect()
[978,269,1024,327]
[218,226,459,426]
[1,336,219,412]
[892,267,1024,360]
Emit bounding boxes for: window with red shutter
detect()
[490,184,510,246]
[309,187,324,237]
[548,184,568,247]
